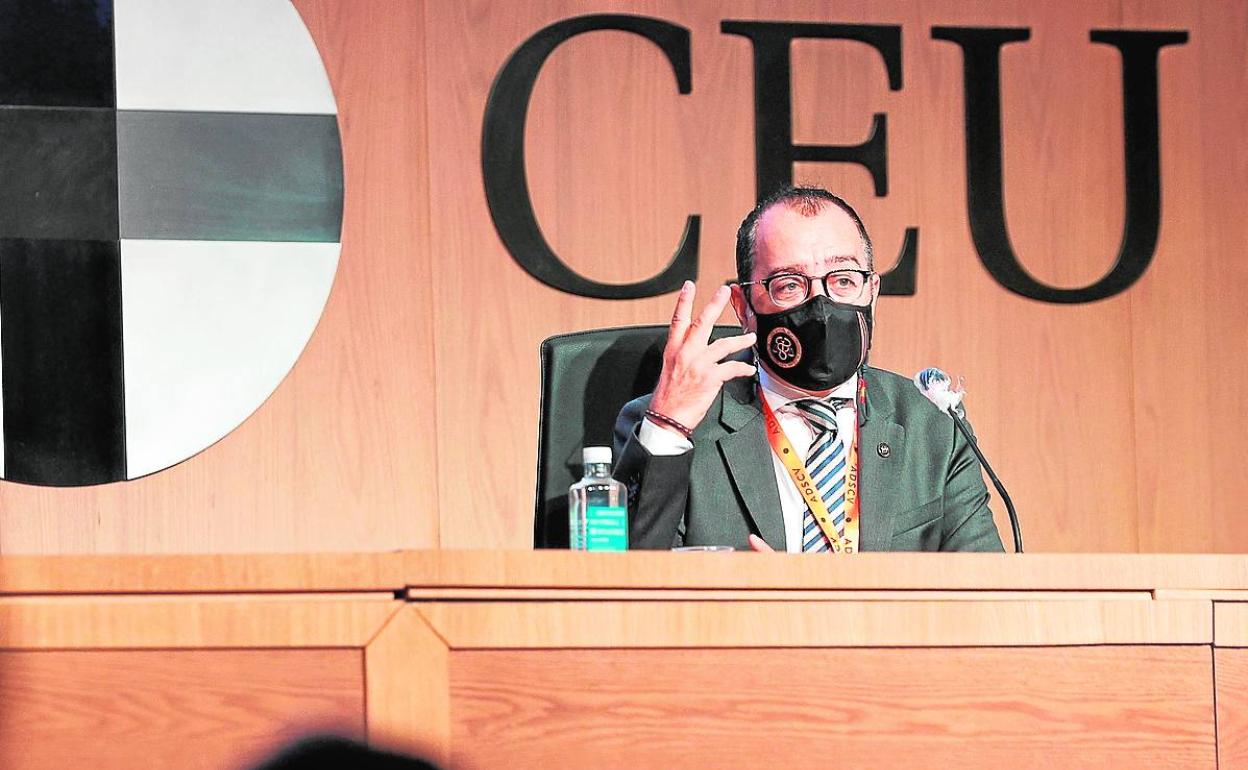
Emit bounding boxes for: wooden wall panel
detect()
[0,0,439,553]
[424,0,1192,550]
[1124,0,1248,552]
[0,0,1241,554]
[0,649,365,770]
[910,1,1139,552]
[423,0,755,550]
[450,645,1214,769]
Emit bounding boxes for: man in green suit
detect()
[613,187,1004,552]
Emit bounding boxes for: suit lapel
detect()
[858,369,906,552]
[717,379,786,551]
[713,370,908,552]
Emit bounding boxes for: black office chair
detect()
[534,324,742,548]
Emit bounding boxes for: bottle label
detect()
[585,505,628,551]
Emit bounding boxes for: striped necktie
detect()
[793,398,852,552]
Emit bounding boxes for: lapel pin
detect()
[877,442,891,458]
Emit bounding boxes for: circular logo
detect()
[766,328,802,369]
[0,1,342,486]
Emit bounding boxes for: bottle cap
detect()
[582,446,612,465]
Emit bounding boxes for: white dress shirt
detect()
[638,369,859,552]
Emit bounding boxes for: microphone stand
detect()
[947,408,1023,554]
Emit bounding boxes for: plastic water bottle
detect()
[569,446,628,551]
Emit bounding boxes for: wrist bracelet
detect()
[645,409,695,440]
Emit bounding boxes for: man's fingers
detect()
[716,360,757,381]
[704,332,757,362]
[689,284,730,343]
[668,280,696,342]
[748,534,775,552]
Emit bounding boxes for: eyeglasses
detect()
[739,269,874,309]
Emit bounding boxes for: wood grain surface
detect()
[401,549,1248,591]
[1124,0,1248,552]
[417,599,1210,648]
[1217,648,1248,769]
[365,605,452,765]
[1157,590,1248,602]
[419,0,1228,553]
[0,554,1234,769]
[1215,601,1248,647]
[0,0,1242,555]
[450,645,1215,769]
[1,550,1247,594]
[405,587,1153,601]
[0,597,399,649]
[0,551,405,593]
[0,649,365,770]
[0,0,440,553]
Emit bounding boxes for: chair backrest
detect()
[534,323,741,548]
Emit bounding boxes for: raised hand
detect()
[648,281,757,434]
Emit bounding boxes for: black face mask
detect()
[752,295,873,391]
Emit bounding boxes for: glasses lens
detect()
[767,274,810,307]
[827,270,866,299]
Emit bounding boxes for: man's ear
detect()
[868,272,881,314]
[729,284,753,332]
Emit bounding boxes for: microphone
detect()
[914,367,1023,553]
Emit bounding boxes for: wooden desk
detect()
[1,551,1246,769]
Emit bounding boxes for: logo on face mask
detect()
[766,328,802,368]
[753,295,873,391]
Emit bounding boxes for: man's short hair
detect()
[734,186,874,281]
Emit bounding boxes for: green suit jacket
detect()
[613,366,1005,552]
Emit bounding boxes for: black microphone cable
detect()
[915,367,1023,553]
